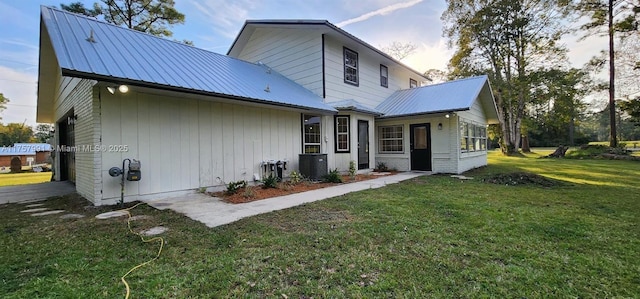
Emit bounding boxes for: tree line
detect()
[442,0,639,154]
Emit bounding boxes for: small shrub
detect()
[226,180,247,195]
[262,174,278,189]
[243,186,256,199]
[348,160,357,181]
[323,168,343,183]
[289,170,303,185]
[375,162,388,172]
[10,157,22,173]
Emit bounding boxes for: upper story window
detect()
[303,114,321,153]
[410,78,418,88]
[380,64,388,88]
[344,47,359,86]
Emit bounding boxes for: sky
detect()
[0,0,608,127]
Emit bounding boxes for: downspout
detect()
[321,34,326,100]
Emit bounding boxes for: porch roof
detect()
[376,75,499,123]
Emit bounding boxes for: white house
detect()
[37,7,498,205]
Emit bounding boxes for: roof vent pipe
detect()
[86,29,96,43]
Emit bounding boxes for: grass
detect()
[0,172,51,187]
[589,140,640,148]
[1,152,639,297]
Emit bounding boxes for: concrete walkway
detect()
[0,181,76,205]
[145,172,428,228]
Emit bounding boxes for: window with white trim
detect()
[344,47,359,86]
[379,125,403,153]
[303,114,321,153]
[460,120,487,153]
[410,78,418,88]
[335,116,350,153]
[380,64,388,88]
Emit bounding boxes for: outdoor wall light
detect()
[438,123,443,130]
[445,114,450,118]
[106,85,129,94]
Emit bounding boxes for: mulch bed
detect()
[213,173,394,204]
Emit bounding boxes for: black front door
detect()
[357,120,369,169]
[58,112,76,183]
[410,123,432,171]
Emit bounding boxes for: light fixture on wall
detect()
[445,114,450,118]
[106,85,129,94]
[438,123,443,130]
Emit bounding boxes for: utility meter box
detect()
[127,159,141,181]
[299,154,327,181]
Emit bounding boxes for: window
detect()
[303,114,321,153]
[380,64,388,88]
[379,125,403,153]
[344,47,359,86]
[410,78,418,88]
[460,123,469,152]
[460,120,487,153]
[335,116,350,153]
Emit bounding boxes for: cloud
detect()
[0,66,38,126]
[335,0,424,28]
[187,0,258,39]
[403,39,454,73]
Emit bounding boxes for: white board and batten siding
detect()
[323,36,420,108]
[99,90,302,203]
[235,28,324,97]
[54,77,101,202]
[456,96,489,173]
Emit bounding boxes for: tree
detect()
[60,0,185,38]
[423,69,448,84]
[380,41,417,60]
[578,0,640,147]
[442,0,572,154]
[0,93,9,120]
[526,69,591,146]
[620,97,640,125]
[34,124,54,143]
[0,123,34,146]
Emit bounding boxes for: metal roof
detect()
[376,75,499,122]
[0,143,51,156]
[227,20,429,81]
[39,7,337,114]
[328,99,382,116]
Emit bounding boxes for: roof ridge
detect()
[406,75,488,90]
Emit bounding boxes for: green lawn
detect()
[1,152,639,298]
[589,140,640,148]
[0,172,51,187]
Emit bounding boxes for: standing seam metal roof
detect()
[376,75,493,118]
[40,6,337,114]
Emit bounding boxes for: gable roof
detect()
[37,7,336,122]
[227,20,429,81]
[376,75,499,123]
[328,99,382,116]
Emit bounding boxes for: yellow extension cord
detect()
[118,203,165,299]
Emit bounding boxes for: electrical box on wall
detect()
[127,159,141,181]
